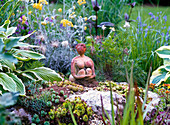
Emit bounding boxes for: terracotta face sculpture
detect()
[69,43,96,82]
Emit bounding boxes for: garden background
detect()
[0,0,169,125]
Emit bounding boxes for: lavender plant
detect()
[21,0,89,73]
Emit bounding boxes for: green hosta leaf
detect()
[6,27,17,37]
[0,72,16,92]
[14,42,39,48]
[0,53,18,63]
[6,73,25,95]
[22,67,63,82]
[13,49,45,61]
[0,38,4,53]
[4,37,20,50]
[156,46,170,59]
[0,59,16,71]
[150,66,169,86]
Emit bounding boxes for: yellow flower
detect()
[84,17,87,21]
[45,1,48,5]
[51,16,54,20]
[84,26,87,30]
[32,3,37,8]
[60,19,73,27]
[109,27,115,31]
[41,21,47,25]
[77,0,86,5]
[22,20,25,24]
[37,3,43,10]
[12,13,15,16]
[58,8,62,12]
[51,23,54,26]
[28,11,32,15]
[22,15,27,21]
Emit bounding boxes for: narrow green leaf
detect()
[14,42,39,48]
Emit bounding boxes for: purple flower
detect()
[160,11,162,14]
[128,2,136,8]
[148,26,152,29]
[124,13,129,21]
[28,31,32,34]
[161,33,164,36]
[156,16,159,22]
[157,12,159,14]
[149,12,153,16]
[143,24,147,27]
[151,15,155,19]
[163,15,167,22]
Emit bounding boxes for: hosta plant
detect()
[150,45,170,86]
[0,20,62,95]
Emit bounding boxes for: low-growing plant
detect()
[0,92,21,124]
[48,96,93,124]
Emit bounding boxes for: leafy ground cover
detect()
[0,0,169,125]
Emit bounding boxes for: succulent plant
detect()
[55,99,59,104]
[49,96,93,124]
[60,90,64,95]
[47,101,52,107]
[44,121,50,125]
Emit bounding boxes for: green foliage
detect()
[49,96,93,124]
[150,46,170,86]
[0,20,62,95]
[0,92,21,125]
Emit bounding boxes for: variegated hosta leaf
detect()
[150,65,170,86]
[6,73,25,95]
[0,72,25,95]
[13,49,45,61]
[164,58,170,65]
[21,67,63,82]
[156,46,170,59]
[0,59,16,71]
[0,72,16,92]
[6,27,17,37]
[14,42,39,48]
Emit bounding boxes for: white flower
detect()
[61,41,68,47]
[101,25,106,30]
[123,21,130,28]
[0,90,2,95]
[68,9,72,13]
[74,25,77,29]
[88,15,96,21]
[110,27,115,31]
[51,41,59,48]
